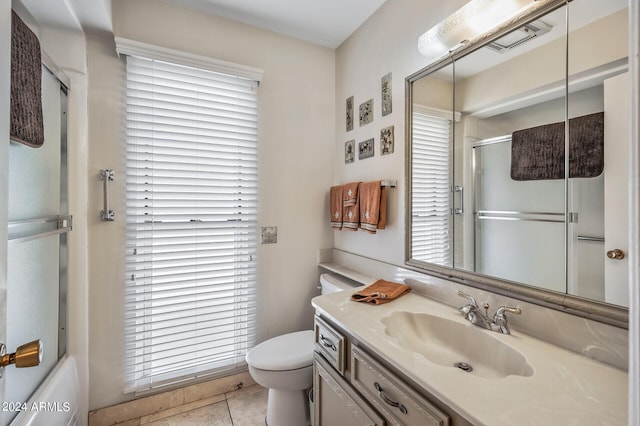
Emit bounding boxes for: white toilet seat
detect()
[246,330,314,370]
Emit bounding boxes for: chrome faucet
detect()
[457,291,521,334]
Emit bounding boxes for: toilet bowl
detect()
[245,273,359,426]
[247,330,315,426]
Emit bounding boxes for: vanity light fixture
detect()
[417,0,537,63]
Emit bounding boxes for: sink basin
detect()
[381,311,534,379]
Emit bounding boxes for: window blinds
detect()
[124,54,258,392]
[411,111,452,266]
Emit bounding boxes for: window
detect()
[410,108,454,266]
[123,53,259,392]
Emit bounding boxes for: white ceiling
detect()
[162,0,387,48]
[21,0,388,49]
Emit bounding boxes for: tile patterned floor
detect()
[142,385,267,426]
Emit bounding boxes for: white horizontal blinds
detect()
[411,111,452,266]
[124,54,258,392]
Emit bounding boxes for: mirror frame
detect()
[405,0,628,328]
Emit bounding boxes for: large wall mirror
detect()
[406,0,629,326]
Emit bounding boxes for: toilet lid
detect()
[246,330,314,371]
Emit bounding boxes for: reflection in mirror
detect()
[410,64,455,267]
[454,5,567,293]
[407,0,630,310]
[568,0,629,306]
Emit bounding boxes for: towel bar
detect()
[8,215,73,245]
[577,235,605,243]
[381,180,397,187]
[475,210,565,223]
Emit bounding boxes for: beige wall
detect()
[334,0,468,265]
[88,0,335,409]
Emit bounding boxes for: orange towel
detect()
[343,182,359,206]
[378,186,387,230]
[330,186,343,229]
[359,181,387,233]
[343,182,360,230]
[351,279,411,305]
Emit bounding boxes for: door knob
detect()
[0,340,43,378]
[606,249,625,260]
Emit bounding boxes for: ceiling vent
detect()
[485,20,552,53]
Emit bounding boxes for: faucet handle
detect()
[457,290,478,307]
[493,306,521,334]
[494,306,522,317]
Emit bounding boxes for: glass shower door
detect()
[4,65,68,421]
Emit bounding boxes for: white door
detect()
[603,72,630,306]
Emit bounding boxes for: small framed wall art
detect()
[345,140,355,163]
[346,96,354,131]
[381,73,392,116]
[359,138,374,160]
[359,99,373,126]
[380,125,394,155]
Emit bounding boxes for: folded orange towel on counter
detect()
[351,279,411,305]
[330,185,344,229]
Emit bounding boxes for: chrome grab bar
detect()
[452,185,463,214]
[100,169,115,222]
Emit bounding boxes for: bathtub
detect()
[10,355,80,426]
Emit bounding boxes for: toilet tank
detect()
[319,273,360,294]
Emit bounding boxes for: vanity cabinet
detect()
[313,315,464,426]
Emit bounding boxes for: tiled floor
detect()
[139,385,268,426]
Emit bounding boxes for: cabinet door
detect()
[314,357,385,426]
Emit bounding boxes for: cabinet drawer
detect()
[351,346,449,426]
[314,316,346,374]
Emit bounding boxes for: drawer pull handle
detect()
[374,382,408,414]
[320,335,336,351]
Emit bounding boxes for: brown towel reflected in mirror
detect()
[511,112,604,181]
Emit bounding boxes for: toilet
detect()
[245,273,358,426]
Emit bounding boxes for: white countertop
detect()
[312,290,628,426]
